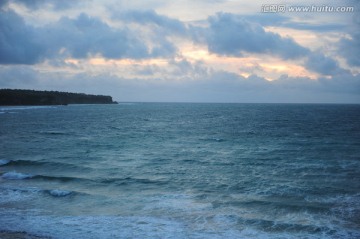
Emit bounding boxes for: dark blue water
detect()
[0,103,359,238]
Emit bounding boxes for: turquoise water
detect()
[0,103,359,238]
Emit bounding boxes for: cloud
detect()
[118,10,187,36]
[0,0,79,10]
[0,65,38,88]
[0,10,45,64]
[0,9,180,65]
[275,73,360,95]
[44,13,151,59]
[202,12,352,77]
[113,10,188,57]
[82,71,360,103]
[205,13,310,59]
[0,2,358,104]
[335,1,360,67]
[318,73,360,95]
[339,33,360,67]
[0,6,348,79]
[304,52,343,76]
[1,63,358,103]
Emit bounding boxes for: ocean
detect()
[0,103,359,239]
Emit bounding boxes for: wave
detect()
[236,217,334,234]
[1,171,33,180]
[4,160,45,167]
[108,126,122,131]
[200,138,226,142]
[4,159,90,171]
[100,177,169,186]
[1,211,358,239]
[0,174,170,187]
[32,174,92,184]
[38,131,71,136]
[0,159,10,166]
[46,189,73,197]
[1,170,90,184]
[0,187,76,204]
[2,170,167,187]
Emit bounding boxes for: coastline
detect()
[0,89,117,106]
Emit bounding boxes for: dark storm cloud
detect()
[203,13,352,76]
[0,9,179,65]
[0,10,44,64]
[304,52,343,76]
[43,13,150,59]
[114,10,186,57]
[0,5,353,80]
[206,13,309,59]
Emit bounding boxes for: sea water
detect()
[0,103,359,239]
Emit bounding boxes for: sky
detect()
[0,0,359,103]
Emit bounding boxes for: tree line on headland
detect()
[0,89,117,106]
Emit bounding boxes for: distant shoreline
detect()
[0,89,117,106]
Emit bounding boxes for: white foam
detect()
[48,190,72,197]
[145,193,212,212]
[2,171,33,180]
[0,159,10,166]
[0,187,41,203]
[0,106,56,111]
[0,211,188,239]
[0,198,359,239]
[2,208,353,239]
